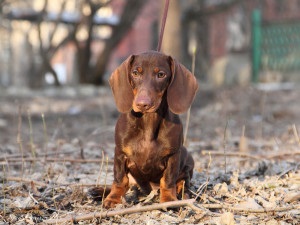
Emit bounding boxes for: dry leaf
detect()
[283,192,300,203]
[12,197,35,209]
[214,182,229,197]
[265,219,279,225]
[230,171,240,188]
[140,190,158,203]
[219,212,235,225]
[235,198,262,210]
[255,196,276,208]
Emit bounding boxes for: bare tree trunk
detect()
[77,2,98,84]
[30,0,67,88]
[5,0,147,87]
[37,23,60,87]
[91,0,147,85]
[161,0,182,60]
[181,0,243,80]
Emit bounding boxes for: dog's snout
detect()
[136,96,152,111]
[134,89,153,112]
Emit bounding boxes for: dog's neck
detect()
[129,97,171,139]
[130,110,164,141]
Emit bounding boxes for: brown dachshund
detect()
[104,51,198,208]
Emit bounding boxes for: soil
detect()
[0,84,300,224]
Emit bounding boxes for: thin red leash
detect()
[157,0,170,52]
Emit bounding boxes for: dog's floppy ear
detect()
[167,57,198,114]
[109,55,134,113]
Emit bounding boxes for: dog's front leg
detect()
[103,151,129,208]
[159,151,180,203]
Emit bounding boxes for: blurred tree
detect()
[161,0,182,61]
[181,0,244,80]
[51,0,146,86]
[35,0,64,87]
[91,0,146,85]
[3,0,146,87]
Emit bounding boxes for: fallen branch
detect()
[0,149,74,160]
[202,203,300,213]
[202,150,261,160]
[2,157,114,164]
[4,176,111,189]
[266,151,300,159]
[43,199,203,224]
[5,176,48,187]
[43,197,300,224]
[202,150,300,160]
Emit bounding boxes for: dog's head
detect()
[109,51,198,114]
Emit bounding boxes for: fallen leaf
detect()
[230,171,240,188]
[235,198,262,210]
[12,197,35,209]
[255,196,276,208]
[219,211,235,225]
[214,182,229,197]
[266,218,279,225]
[283,192,300,203]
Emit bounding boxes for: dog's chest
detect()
[124,131,168,174]
[119,112,179,174]
[126,132,163,156]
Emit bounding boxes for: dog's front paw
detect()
[160,187,178,203]
[103,196,122,209]
[103,180,129,208]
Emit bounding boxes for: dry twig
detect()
[184,46,197,146]
[266,150,300,159]
[5,176,48,187]
[202,203,300,213]
[2,157,114,164]
[202,150,261,160]
[292,124,300,146]
[4,176,111,189]
[202,150,300,161]
[223,120,229,174]
[44,199,203,224]
[0,149,74,160]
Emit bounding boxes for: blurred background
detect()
[1,2,300,224]
[1,0,300,89]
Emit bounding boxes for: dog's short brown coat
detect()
[104,51,198,208]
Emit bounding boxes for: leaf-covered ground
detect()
[0,84,299,224]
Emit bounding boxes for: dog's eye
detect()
[132,70,140,77]
[157,71,166,79]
